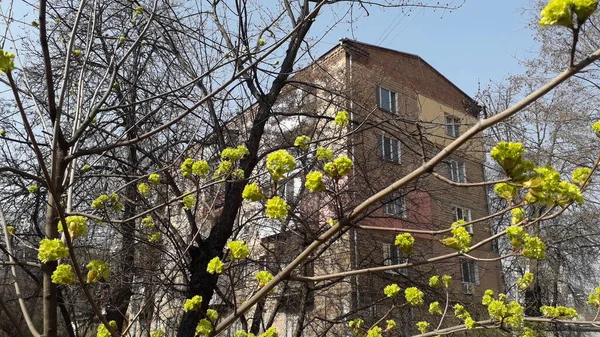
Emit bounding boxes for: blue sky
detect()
[307,0,540,96]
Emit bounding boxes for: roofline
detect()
[330,38,479,115]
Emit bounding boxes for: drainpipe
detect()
[340,38,361,313]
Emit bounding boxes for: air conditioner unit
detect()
[463,283,475,295]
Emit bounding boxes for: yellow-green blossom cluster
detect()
[294,135,311,151]
[182,192,196,210]
[334,110,349,127]
[242,183,264,201]
[517,272,534,290]
[234,330,256,337]
[454,304,476,330]
[429,301,442,315]
[91,193,123,211]
[206,309,219,322]
[506,225,526,247]
[384,283,400,298]
[572,167,592,187]
[183,295,203,311]
[587,286,600,306]
[195,318,212,336]
[150,330,165,337]
[138,182,151,196]
[213,160,233,179]
[482,290,524,329]
[429,274,452,288]
[266,150,296,182]
[416,321,429,334]
[38,238,69,263]
[148,232,161,243]
[28,185,38,193]
[316,147,333,161]
[539,0,598,27]
[490,142,534,182]
[51,264,76,284]
[221,145,249,161]
[181,158,210,179]
[207,257,224,274]
[365,326,382,337]
[593,121,600,137]
[86,260,109,283]
[394,233,414,255]
[148,173,161,185]
[97,320,117,337]
[506,225,546,259]
[349,318,364,336]
[540,305,578,319]
[523,166,584,206]
[494,183,520,201]
[58,215,88,238]
[323,155,353,177]
[441,220,471,251]
[258,327,278,337]
[0,49,15,73]
[385,320,396,331]
[255,270,274,287]
[511,208,526,225]
[305,171,325,192]
[142,216,155,228]
[405,287,424,306]
[522,236,546,259]
[265,196,290,219]
[227,241,250,260]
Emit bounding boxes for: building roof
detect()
[317,39,480,117]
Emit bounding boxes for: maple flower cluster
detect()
[441,220,471,251]
[38,238,69,263]
[294,135,311,151]
[207,257,224,274]
[91,193,123,211]
[227,241,250,260]
[242,183,264,201]
[58,215,88,238]
[51,264,76,285]
[323,155,353,177]
[181,158,210,179]
[265,196,290,219]
[539,0,598,26]
[86,260,110,283]
[394,233,414,255]
[266,149,296,182]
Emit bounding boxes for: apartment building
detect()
[217,39,503,336]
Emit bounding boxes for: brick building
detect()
[220,39,503,336]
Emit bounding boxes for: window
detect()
[461,259,479,294]
[377,86,397,113]
[449,160,466,183]
[383,244,408,276]
[279,176,301,203]
[445,115,461,137]
[377,135,400,163]
[383,193,406,218]
[453,206,473,234]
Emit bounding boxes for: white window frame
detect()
[445,115,461,137]
[377,134,401,163]
[377,86,397,113]
[461,259,480,290]
[279,175,302,203]
[383,244,408,276]
[382,192,406,218]
[449,160,466,183]
[453,206,473,234]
